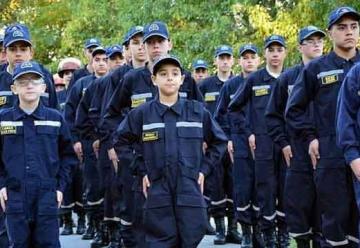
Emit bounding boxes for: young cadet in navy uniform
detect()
[192,59,209,83]
[215,44,261,247]
[112,54,227,248]
[0,24,58,110]
[286,6,360,247]
[0,61,76,248]
[198,45,242,245]
[229,35,287,247]
[337,63,360,244]
[64,47,109,245]
[265,26,325,248]
[102,21,203,247]
[86,26,147,248]
[67,38,101,90]
[107,45,125,69]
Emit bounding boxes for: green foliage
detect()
[1,0,360,73]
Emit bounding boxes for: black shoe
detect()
[90,223,110,248]
[277,231,290,248]
[106,222,121,248]
[60,213,73,235]
[263,228,276,248]
[76,213,86,235]
[214,217,226,245]
[241,224,253,248]
[252,224,264,248]
[206,218,216,235]
[226,218,242,244]
[82,214,95,240]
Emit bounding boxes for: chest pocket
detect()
[1,123,24,161]
[131,93,153,108]
[252,85,271,109]
[177,123,203,169]
[318,69,344,86]
[204,92,219,102]
[142,124,165,171]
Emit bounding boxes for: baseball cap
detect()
[143,21,169,43]
[122,26,144,45]
[215,45,233,57]
[13,61,43,81]
[298,26,326,44]
[4,23,32,48]
[264,35,286,48]
[239,44,258,56]
[92,46,107,57]
[152,54,182,75]
[84,38,101,49]
[192,59,208,70]
[328,6,360,29]
[106,45,123,58]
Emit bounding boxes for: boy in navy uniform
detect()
[286,6,360,247]
[68,38,101,90]
[215,44,261,247]
[112,54,227,248]
[0,61,76,247]
[106,45,125,69]
[199,45,242,245]
[265,26,325,248]
[229,35,288,247]
[192,59,209,83]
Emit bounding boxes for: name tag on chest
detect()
[253,85,270,96]
[0,126,17,135]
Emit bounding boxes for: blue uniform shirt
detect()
[336,63,360,164]
[56,89,67,113]
[113,98,227,180]
[0,103,76,192]
[286,51,360,144]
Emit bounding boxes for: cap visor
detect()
[143,33,169,43]
[215,52,233,57]
[240,48,257,56]
[128,30,144,41]
[85,44,100,49]
[329,12,360,28]
[153,58,181,74]
[301,30,326,43]
[265,41,286,48]
[5,38,32,48]
[13,70,43,80]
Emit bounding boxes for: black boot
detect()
[241,224,253,248]
[76,212,86,235]
[60,212,73,235]
[106,222,121,248]
[91,221,110,248]
[214,217,226,245]
[263,228,276,248]
[82,213,95,240]
[277,229,290,248]
[252,224,265,248]
[225,217,242,244]
[296,238,310,248]
[206,216,216,235]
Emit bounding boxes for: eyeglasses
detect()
[14,78,44,87]
[302,39,324,46]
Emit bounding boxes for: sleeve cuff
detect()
[345,148,360,165]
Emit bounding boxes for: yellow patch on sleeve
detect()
[321,74,338,85]
[0,96,7,106]
[254,88,269,96]
[204,95,216,102]
[131,98,146,108]
[0,126,16,135]
[142,131,159,142]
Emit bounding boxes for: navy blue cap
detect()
[84,38,101,49]
[239,44,258,56]
[192,59,208,70]
[106,45,123,58]
[13,61,43,81]
[122,26,144,45]
[328,6,360,29]
[215,45,233,57]
[4,24,32,48]
[298,26,326,43]
[152,54,182,75]
[264,35,286,48]
[92,46,107,57]
[143,21,169,43]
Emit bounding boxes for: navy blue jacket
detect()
[113,98,227,180]
[198,75,231,116]
[64,74,96,142]
[102,66,203,149]
[57,89,67,113]
[286,51,360,144]
[265,64,304,148]
[68,65,91,91]
[0,103,77,193]
[336,63,360,164]
[0,66,58,110]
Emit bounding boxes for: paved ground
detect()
[60,231,239,248]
